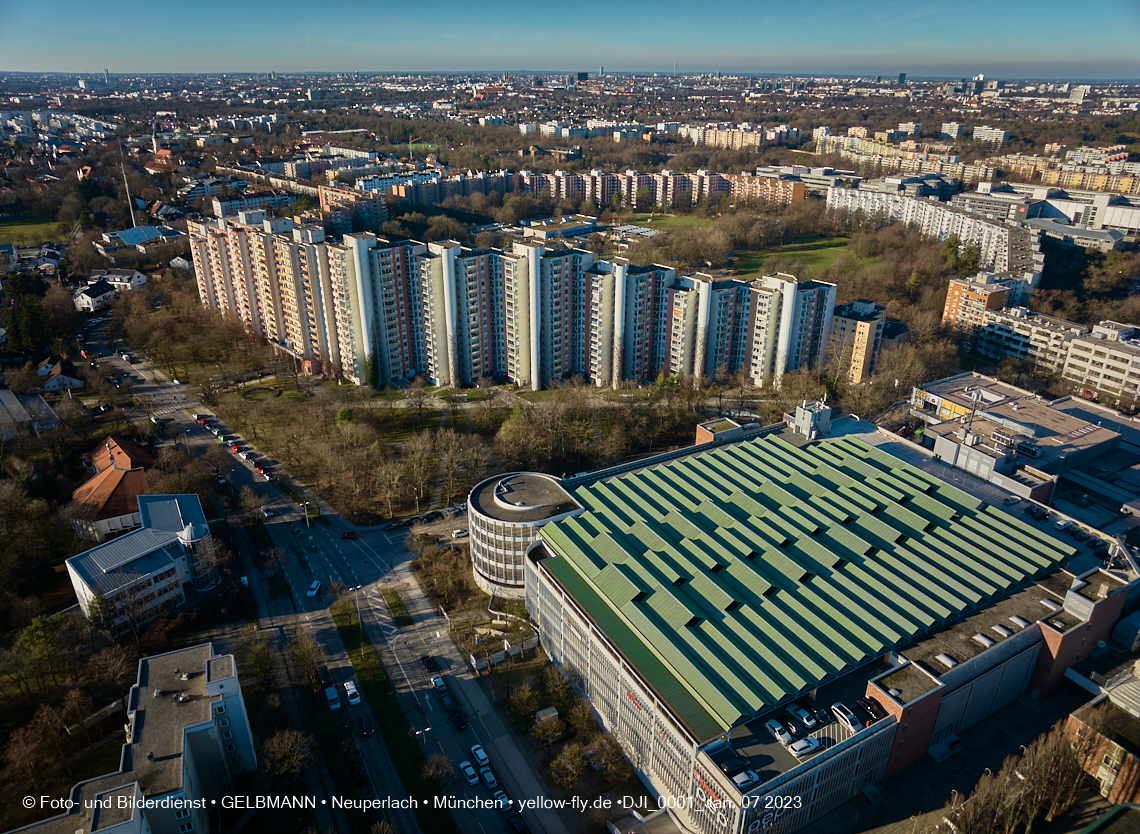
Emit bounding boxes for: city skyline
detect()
[1,0,1138,79]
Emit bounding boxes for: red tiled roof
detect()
[71,466,147,520]
[89,436,155,472]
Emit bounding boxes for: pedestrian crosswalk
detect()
[364,588,400,637]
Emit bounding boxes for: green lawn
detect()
[517,389,561,402]
[732,236,851,278]
[630,213,715,231]
[0,217,59,244]
[381,588,413,627]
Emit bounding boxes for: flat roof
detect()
[469,473,580,523]
[537,434,1078,741]
[15,644,228,834]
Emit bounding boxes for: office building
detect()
[830,299,886,383]
[910,373,1120,492]
[66,494,216,632]
[467,473,583,599]
[12,643,256,834]
[526,427,1112,834]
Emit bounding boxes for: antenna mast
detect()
[118,139,137,228]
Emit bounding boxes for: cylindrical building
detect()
[467,472,583,600]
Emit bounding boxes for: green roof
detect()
[538,434,1077,741]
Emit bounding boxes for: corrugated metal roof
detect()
[537,435,1077,740]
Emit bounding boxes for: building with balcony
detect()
[830,299,887,383]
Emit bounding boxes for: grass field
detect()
[732,236,851,278]
[630,213,715,231]
[0,217,59,244]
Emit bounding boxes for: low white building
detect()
[73,278,115,312]
[89,267,147,292]
[66,494,218,632]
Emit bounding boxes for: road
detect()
[91,321,563,834]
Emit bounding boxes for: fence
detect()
[470,635,540,671]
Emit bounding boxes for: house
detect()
[95,225,185,258]
[0,390,60,440]
[73,278,115,311]
[70,436,156,542]
[66,494,217,631]
[34,355,84,392]
[10,642,256,834]
[88,267,147,292]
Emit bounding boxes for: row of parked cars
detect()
[194,413,275,480]
[427,659,529,831]
[1022,505,1111,552]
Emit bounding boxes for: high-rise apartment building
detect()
[831,299,887,383]
[747,273,837,387]
[941,122,965,140]
[941,275,1010,333]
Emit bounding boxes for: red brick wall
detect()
[1032,586,1129,696]
[867,676,945,778]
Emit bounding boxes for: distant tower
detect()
[103,68,109,84]
[898,72,906,85]
[600,66,604,78]
[674,62,677,78]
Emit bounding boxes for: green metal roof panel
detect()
[536,434,1076,741]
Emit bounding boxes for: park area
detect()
[0,217,61,245]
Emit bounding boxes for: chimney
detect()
[1098,583,1110,599]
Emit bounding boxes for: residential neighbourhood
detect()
[2,10,1140,834]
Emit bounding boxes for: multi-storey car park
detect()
[519,425,1133,834]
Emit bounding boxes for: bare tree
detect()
[404,431,437,513]
[263,729,313,782]
[287,631,321,691]
[530,714,566,764]
[551,741,587,789]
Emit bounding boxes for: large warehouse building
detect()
[525,431,1135,834]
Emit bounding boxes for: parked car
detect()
[471,744,489,767]
[343,680,361,706]
[450,709,468,730]
[480,767,497,789]
[261,507,273,518]
[831,702,860,733]
[764,718,793,746]
[460,761,479,785]
[1002,496,1020,506]
[1073,529,1089,541]
[440,693,455,711]
[318,665,333,687]
[431,674,447,693]
[504,814,529,833]
[307,580,322,598]
[325,686,340,711]
[452,528,469,538]
[421,655,438,672]
[1055,519,1074,531]
[360,717,376,737]
[789,737,821,758]
[731,770,759,790]
[786,704,817,730]
[492,790,511,812]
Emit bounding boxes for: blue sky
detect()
[1,0,1138,79]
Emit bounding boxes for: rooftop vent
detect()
[1040,599,1060,612]
[179,672,189,681]
[1010,616,1030,629]
[991,625,1012,637]
[1051,619,1068,631]
[973,634,994,648]
[888,688,903,700]
[147,751,154,762]
[177,693,189,703]
[153,689,163,699]
[935,653,958,669]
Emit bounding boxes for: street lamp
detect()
[415,727,432,746]
[300,501,311,528]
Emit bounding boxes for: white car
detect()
[307,580,322,598]
[764,718,793,745]
[460,761,479,785]
[344,680,361,706]
[789,736,820,758]
[731,770,759,790]
[492,790,510,811]
[431,674,447,693]
[786,704,817,730]
[1002,496,1020,506]
[471,744,489,767]
[831,703,860,733]
[452,528,469,538]
[1055,519,1074,531]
